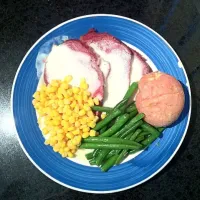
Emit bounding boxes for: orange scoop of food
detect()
[136,71,185,127]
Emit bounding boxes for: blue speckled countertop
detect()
[0,0,200,199]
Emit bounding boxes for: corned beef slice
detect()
[81,29,132,107]
[44,39,104,100]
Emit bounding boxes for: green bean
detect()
[99,126,108,134]
[129,149,141,154]
[117,120,143,139]
[135,135,145,143]
[105,150,119,160]
[85,152,94,160]
[101,155,118,172]
[83,137,143,147]
[80,143,142,150]
[94,109,122,131]
[138,131,150,137]
[96,149,110,166]
[128,110,138,119]
[123,82,138,99]
[130,129,142,141]
[141,123,160,146]
[92,149,100,157]
[99,114,130,137]
[114,113,145,138]
[96,128,141,166]
[157,127,165,132]
[115,149,129,165]
[89,158,96,165]
[126,103,137,113]
[114,98,129,110]
[141,122,160,136]
[115,129,142,165]
[92,106,112,113]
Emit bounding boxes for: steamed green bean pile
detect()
[80,82,165,172]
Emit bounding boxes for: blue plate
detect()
[11,14,191,193]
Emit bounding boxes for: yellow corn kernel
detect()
[72,87,80,94]
[69,116,76,124]
[64,147,70,152]
[67,89,73,96]
[40,85,47,92]
[49,86,57,93]
[59,148,64,155]
[83,126,90,133]
[93,97,99,105]
[50,130,57,136]
[67,151,74,158]
[74,135,82,145]
[53,119,60,126]
[79,110,86,116]
[60,141,66,148]
[88,122,96,128]
[42,127,49,135]
[74,105,80,113]
[82,132,90,138]
[58,107,63,113]
[73,129,81,135]
[89,130,96,137]
[87,110,94,117]
[66,132,74,139]
[56,129,64,134]
[83,95,88,102]
[72,137,79,145]
[58,100,64,107]
[74,121,80,128]
[65,109,72,116]
[62,114,68,121]
[88,99,94,106]
[84,91,91,96]
[32,99,37,106]
[67,140,77,150]
[68,126,75,131]
[64,99,71,105]
[64,75,73,83]
[33,91,40,99]
[51,80,60,87]
[70,100,76,108]
[50,138,57,146]
[57,93,64,100]
[61,152,68,157]
[101,113,107,119]
[61,82,69,90]
[57,133,64,141]
[80,118,87,125]
[53,146,60,152]
[71,149,76,154]
[45,139,50,145]
[94,116,99,122]
[83,104,90,112]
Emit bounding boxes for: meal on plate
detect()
[32,29,185,172]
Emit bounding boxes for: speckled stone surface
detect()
[0,0,200,199]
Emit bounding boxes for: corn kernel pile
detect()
[32,75,99,158]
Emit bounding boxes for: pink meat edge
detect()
[132,49,152,75]
[81,29,133,85]
[43,39,104,100]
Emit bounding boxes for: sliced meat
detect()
[44,39,104,100]
[99,59,111,82]
[81,29,132,107]
[130,50,152,83]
